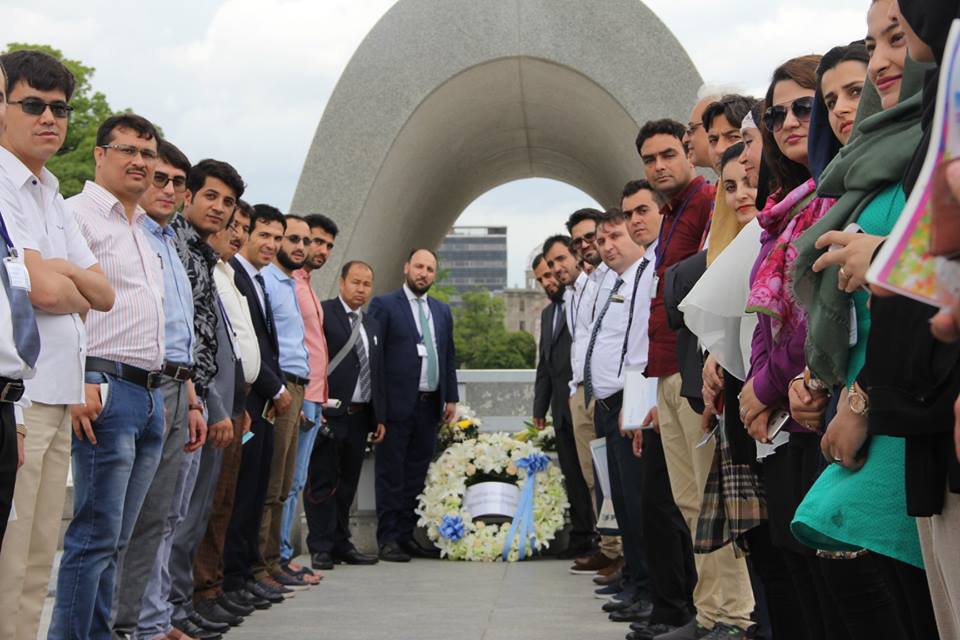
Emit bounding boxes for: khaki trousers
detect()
[917,486,960,639]
[570,384,621,559]
[657,373,754,629]
[0,402,72,640]
[255,382,305,579]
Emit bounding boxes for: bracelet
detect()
[189,403,204,413]
[16,424,27,437]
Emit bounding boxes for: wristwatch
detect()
[847,383,869,416]
[803,368,829,392]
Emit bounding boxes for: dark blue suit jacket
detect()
[229,256,282,409]
[368,288,458,422]
[320,298,386,425]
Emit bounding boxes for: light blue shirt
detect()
[262,262,310,378]
[143,215,195,364]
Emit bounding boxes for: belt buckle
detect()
[147,371,163,390]
[0,381,23,403]
[176,366,190,381]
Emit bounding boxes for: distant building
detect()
[437,226,508,294]
[503,288,550,344]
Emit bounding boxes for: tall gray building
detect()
[437,226,508,293]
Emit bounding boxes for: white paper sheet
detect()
[621,369,657,430]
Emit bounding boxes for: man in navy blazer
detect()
[368,249,458,562]
[304,261,385,569]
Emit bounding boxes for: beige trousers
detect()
[570,384,621,559]
[657,373,754,629]
[917,486,960,639]
[0,402,72,640]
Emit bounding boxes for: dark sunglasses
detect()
[762,96,814,133]
[285,234,311,246]
[152,171,187,192]
[8,98,74,119]
[571,231,596,248]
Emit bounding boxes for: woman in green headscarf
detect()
[789,2,940,638]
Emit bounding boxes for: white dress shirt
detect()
[403,283,438,392]
[0,147,97,404]
[233,253,266,314]
[339,296,370,403]
[214,260,260,384]
[588,246,658,401]
[567,263,616,396]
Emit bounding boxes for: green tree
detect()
[427,267,457,304]
[454,291,536,369]
[3,43,116,197]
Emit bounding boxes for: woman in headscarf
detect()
[787,2,940,638]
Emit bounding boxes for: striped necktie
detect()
[348,311,371,401]
[583,277,624,406]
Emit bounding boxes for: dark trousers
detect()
[595,392,651,599]
[304,408,372,554]
[873,553,940,640]
[744,524,808,640]
[639,429,696,625]
[554,416,595,548]
[0,402,16,551]
[375,396,441,545]
[222,396,274,592]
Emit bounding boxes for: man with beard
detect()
[253,214,312,589]
[532,245,595,561]
[369,249,458,562]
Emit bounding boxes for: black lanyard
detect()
[618,258,651,375]
[654,182,705,268]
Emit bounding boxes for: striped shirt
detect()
[69,181,164,371]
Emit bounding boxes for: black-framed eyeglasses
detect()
[686,122,702,137]
[762,96,814,133]
[285,234,311,246]
[571,231,596,248]
[152,171,186,192]
[8,98,74,119]
[99,144,158,162]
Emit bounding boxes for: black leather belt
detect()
[162,361,194,382]
[0,377,25,403]
[347,402,370,415]
[417,391,438,403]
[283,372,310,387]
[595,391,623,413]
[86,357,163,390]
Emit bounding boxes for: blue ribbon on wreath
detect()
[501,453,550,561]
[439,514,466,542]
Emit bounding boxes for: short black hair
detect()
[0,49,76,100]
[186,158,245,200]
[96,113,159,148]
[597,207,627,229]
[341,260,374,280]
[702,95,757,132]
[250,203,287,233]
[621,179,665,208]
[157,140,191,177]
[565,208,602,234]
[531,253,545,271]
[235,199,254,218]
[407,248,438,264]
[720,142,745,173]
[303,214,339,238]
[635,119,686,156]
[541,234,572,258]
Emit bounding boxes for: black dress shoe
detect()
[333,548,379,565]
[225,588,270,611]
[601,594,639,613]
[311,551,334,570]
[626,621,682,640]
[608,599,653,623]
[378,541,412,562]
[217,592,254,617]
[398,538,440,559]
[173,618,222,640]
[245,580,284,604]
[196,598,244,626]
[189,611,230,633]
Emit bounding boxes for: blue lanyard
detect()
[0,210,16,253]
[654,182,705,268]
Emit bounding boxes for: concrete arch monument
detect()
[291,0,702,295]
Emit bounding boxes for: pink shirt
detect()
[294,269,328,403]
[69,181,164,371]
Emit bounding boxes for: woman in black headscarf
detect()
[865,2,960,637]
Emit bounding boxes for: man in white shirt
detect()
[0,50,114,640]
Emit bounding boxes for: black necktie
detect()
[553,302,564,341]
[253,273,275,337]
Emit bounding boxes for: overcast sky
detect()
[2,0,869,287]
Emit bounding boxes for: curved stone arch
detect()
[292,0,702,294]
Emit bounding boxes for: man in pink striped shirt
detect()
[49,114,167,640]
[278,213,337,582]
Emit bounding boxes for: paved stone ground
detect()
[40,557,628,639]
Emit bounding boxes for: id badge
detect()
[848,300,858,347]
[650,273,659,298]
[4,255,30,291]
[416,343,428,357]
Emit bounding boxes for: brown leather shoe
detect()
[593,557,625,585]
[570,551,616,574]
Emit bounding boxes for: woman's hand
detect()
[738,379,767,427]
[788,375,828,430]
[820,388,869,471]
[813,231,886,292]
[702,355,724,407]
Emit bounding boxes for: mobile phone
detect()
[828,223,864,252]
[242,431,255,445]
[767,409,791,440]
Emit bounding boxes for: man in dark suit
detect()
[304,261,385,569]
[221,205,292,606]
[531,247,595,560]
[368,248,458,562]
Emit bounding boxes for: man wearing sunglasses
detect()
[0,50,115,640]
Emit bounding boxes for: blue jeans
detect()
[279,399,321,562]
[48,373,164,640]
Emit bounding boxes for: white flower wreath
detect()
[415,432,569,561]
